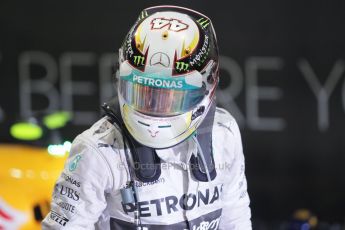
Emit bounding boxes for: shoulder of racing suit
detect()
[71,106,240,191]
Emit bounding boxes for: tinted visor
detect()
[118,62,206,116]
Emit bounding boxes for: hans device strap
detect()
[191,101,217,182]
[101,99,217,183]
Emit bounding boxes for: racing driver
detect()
[42,5,252,230]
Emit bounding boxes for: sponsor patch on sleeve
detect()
[49,210,69,226]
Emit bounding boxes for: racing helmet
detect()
[117,5,219,148]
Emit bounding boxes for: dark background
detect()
[1,0,345,228]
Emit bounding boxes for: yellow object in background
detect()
[0,144,67,229]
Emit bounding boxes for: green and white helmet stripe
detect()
[120,69,202,90]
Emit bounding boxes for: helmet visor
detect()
[118,62,206,116]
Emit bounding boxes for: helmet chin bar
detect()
[119,94,213,149]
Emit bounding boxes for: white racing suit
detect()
[42,108,251,230]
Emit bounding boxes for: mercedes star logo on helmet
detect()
[149,52,170,67]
